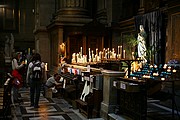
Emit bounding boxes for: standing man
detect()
[26,53,46,108]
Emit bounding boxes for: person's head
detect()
[32,49,35,54]
[32,53,41,62]
[54,73,60,81]
[12,52,20,60]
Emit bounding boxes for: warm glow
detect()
[173,69,177,73]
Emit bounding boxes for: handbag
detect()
[12,69,23,88]
[12,78,21,88]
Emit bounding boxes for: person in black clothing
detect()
[26,53,46,108]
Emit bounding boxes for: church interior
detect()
[0,0,180,120]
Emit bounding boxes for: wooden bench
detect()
[59,73,83,106]
[76,93,94,119]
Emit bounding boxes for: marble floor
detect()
[0,87,104,120]
[1,87,180,120]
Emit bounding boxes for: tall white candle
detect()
[89,48,91,62]
[132,52,135,60]
[118,46,120,55]
[92,51,94,60]
[105,53,108,59]
[45,63,48,71]
[89,48,91,59]
[80,47,82,57]
[120,46,122,58]
[123,50,126,59]
[96,48,98,55]
[99,51,102,59]
[103,48,105,58]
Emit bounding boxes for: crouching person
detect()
[44,73,62,98]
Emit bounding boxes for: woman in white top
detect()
[11,52,25,103]
[11,52,25,88]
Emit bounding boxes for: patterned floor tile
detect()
[8,87,84,120]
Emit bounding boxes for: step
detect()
[108,113,133,120]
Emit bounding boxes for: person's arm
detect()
[55,81,62,86]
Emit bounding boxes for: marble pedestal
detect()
[5,57,11,63]
[100,70,125,120]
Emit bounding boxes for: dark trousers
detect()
[30,79,42,107]
[12,86,19,102]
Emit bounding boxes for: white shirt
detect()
[12,58,24,70]
[26,61,47,83]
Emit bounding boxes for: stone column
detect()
[100,70,125,120]
[138,0,145,14]
[55,0,90,20]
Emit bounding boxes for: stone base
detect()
[5,57,11,63]
[100,102,117,120]
[108,113,133,120]
[100,109,108,120]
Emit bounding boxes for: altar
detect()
[113,63,180,120]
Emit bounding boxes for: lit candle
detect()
[105,50,107,58]
[167,69,171,72]
[163,64,167,69]
[118,46,120,55]
[105,53,107,59]
[96,48,98,55]
[45,63,48,71]
[92,50,94,60]
[107,48,109,57]
[80,47,82,57]
[154,65,157,68]
[123,50,126,59]
[120,46,122,54]
[173,69,177,73]
[103,48,105,58]
[89,48,91,59]
[114,53,116,59]
[99,51,102,59]
[132,52,134,60]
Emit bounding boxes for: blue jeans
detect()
[30,79,42,107]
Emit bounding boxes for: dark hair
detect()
[32,53,41,62]
[54,73,59,77]
[12,52,20,60]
